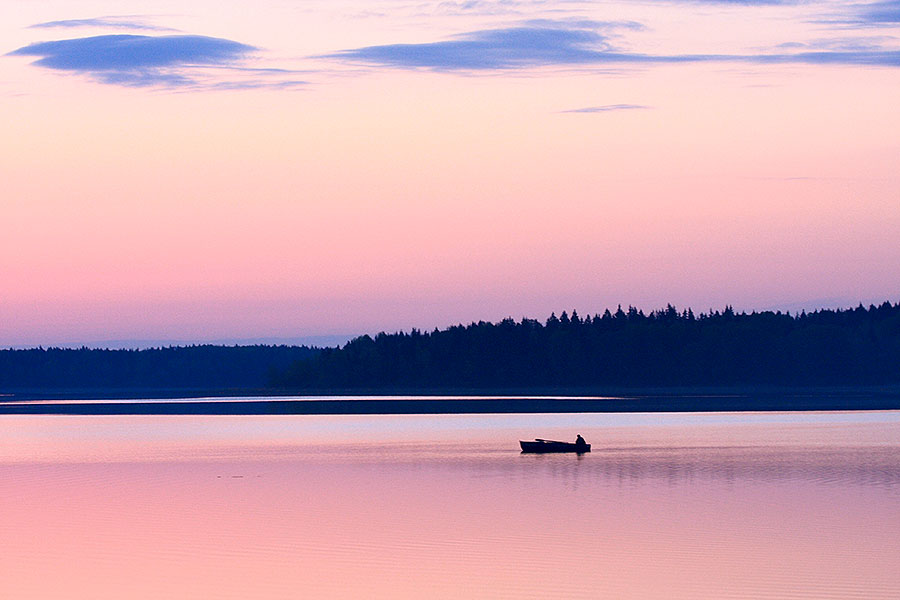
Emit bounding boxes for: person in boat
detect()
[575,434,587,448]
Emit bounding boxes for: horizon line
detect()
[3,297,896,351]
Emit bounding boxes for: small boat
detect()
[520,438,591,453]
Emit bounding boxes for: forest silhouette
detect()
[274,302,900,390]
[3,302,899,397]
[0,344,315,393]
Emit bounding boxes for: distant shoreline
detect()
[2,386,899,415]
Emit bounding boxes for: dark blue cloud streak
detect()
[30,17,172,31]
[855,0,900,24]
[326,26,615,70]
[324,23,900,70]
[562,104,651,113]
[815,0,900,27]
[10,34,254,70]
[8,34,257,88]
[687,0,794,4]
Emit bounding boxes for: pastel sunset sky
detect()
[3,0,899,346]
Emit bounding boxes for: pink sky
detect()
[2,1,899,346]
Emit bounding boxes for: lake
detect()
[1,409,898,599]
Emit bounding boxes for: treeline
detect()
[273,302,900,389]
[0,345,318,392]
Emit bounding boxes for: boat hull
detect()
[520,440,591,453]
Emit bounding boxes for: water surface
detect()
[1,410,898,599]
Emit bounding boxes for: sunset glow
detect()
[3,0,899,346]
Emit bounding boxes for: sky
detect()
[2,0,899,347]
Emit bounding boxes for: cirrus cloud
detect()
[322,21,900,71]
[29,16,175,32]
[322,23,629,70]
[6,34,306,89]
[561,104,652,113]
[10,34,253,71]
[849,0,900,25]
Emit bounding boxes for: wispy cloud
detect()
[7,34,306,90]
[323,21,900,71]
[424,1,591,16]
[424,0,796,17]
[10,34,252,71]
[522,18,645,32]
[816,0,900,27]
[775,36,898,52]
[561,104,651,113]
[322,22,629,70]
[684,0,795,4]
[421,0,800,17]
[751,49,900,66]
[847,0,900,25]
[862,0,900,24]
[30,16,174,32]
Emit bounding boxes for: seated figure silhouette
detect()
[575,434,587,448]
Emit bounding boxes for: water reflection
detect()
[0,411,898,599]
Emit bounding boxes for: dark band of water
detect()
[2,392,900,414]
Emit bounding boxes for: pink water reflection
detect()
[1,412,899,599]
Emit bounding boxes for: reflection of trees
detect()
[522,447,900,489]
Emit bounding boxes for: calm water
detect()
[1,409,899,599]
